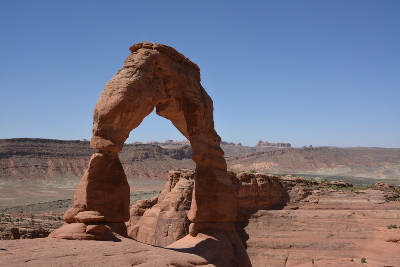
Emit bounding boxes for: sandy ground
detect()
[0,178,166,205]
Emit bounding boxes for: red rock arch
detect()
[91,43,236,223]
[51,43,237,240]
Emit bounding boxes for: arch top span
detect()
[129,42,200,76]
[90,43,209,153]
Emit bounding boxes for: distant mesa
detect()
[131,140,241,148]
[221,141,242,146]
[256,140,291,147]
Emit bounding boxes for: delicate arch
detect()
[90,43,236,222]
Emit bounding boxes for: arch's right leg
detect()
[156,85,237,224]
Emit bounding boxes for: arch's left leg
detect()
[50,52,161,240]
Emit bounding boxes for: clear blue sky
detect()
[1,0,399,148]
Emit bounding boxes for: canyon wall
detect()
[2,139,400,181]
[0,139,193,180]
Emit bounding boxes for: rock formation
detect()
[50,43,250,266]
[144,139,191,148]
[127,169,194,246]
[235,172,289,211]
[138,139,240,148]
[128,170,289,248]
[1,227,51,240]
[88,42,237,224]
[256,140,291,147]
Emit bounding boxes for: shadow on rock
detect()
[166,229,252,267]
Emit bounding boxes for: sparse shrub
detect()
[322,178,330,183]
[249,169,257,173]
[361,258,367,263]
[330,185,339,190]
[387,224,398,229]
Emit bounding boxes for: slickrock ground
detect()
[246,198,400,267]
[0,236,213,267]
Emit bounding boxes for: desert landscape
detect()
[1,138,400,266]
[2,0,399,266]
[1,46,399,264]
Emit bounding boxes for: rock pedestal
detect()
[49,153,130,240]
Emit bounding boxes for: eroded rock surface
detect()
[127,169,194,246]
[126,171,400,267]
[128,170,290,249]
[50,153,130,240]
[236,172,289,211]
[1,227,51,240]
[0,237,243,267]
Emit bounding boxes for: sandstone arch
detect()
[50,43,237,239]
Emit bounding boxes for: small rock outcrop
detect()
[279,175,316,203]
[1,227,51,240]
[236,173,289,211]
[373,182,400,200]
